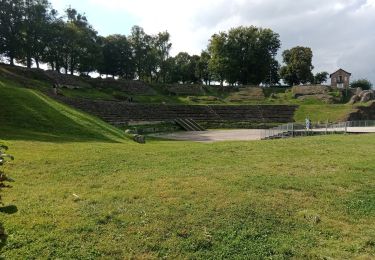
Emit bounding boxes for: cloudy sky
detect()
[50,0,375,82]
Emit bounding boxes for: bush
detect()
[0,145,14,244]
[0,145,14,203]
[350,79,373,90]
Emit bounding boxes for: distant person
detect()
[52,83,58,95]
[305,117,311,130]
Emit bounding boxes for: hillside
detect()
[0,67,374,259]
[0,64,363,125]
[0,81,124,142]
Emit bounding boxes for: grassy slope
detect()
[294,104,355,122]
[0,81,124,142]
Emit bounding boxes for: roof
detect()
[330,69,352,77]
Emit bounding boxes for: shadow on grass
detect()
[0,206,18,254]
[0,205,18,215]
[0,222,7,254]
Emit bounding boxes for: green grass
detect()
[294,104,356,123]
[0,81,124,142]
[0,78,374,258]
[1,135,374,259]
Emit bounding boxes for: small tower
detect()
[330,69,351,88]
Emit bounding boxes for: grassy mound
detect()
[0,81,124,142]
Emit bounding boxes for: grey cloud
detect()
[189,0,375,83]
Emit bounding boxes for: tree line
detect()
[0,0,327,86]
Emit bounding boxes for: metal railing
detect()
[262,120,375,140]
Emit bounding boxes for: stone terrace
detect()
[346,101,375,120]
[53,96,297,126]
[87,78,156,95]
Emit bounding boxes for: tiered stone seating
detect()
[167,84,206,95]
[87,78,156,95]
[44,70,90,88]
[54,96,297,125]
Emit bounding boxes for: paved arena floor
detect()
[152,129,264,142]
[152,127,375,142]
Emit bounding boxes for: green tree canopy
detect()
[313,71,329,84]
[350,79,373,90]
[280,46,314,86]
[99,35,134,78]
[207,26,280,86]
[0,0,24,65]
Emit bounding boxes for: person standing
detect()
[305,117,311,130]
[52,83,58,95]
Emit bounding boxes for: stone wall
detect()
[167,84,206,95]
[87,78,156,95]
[345,102,375,121]
[52,95,298,126]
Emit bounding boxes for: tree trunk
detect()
[9,57,15,66]
[27,56,32,68]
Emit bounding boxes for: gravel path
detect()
[152,129,264,142]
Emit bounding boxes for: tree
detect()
[208,32,228,86]
[256,28,281,85]
[208,26,281,86]
[42,15,66,72]
[280,46,314,86]
[350,79,373,90]
[129,26,152,81]
[99,34,134,78]
[0,0,24,65]
[263,59,281,86]
[22,0,51,68]
[57,7,99,75]
[196,50,211,85]
[313,72,329,84]
[172,52,200,84]
[153,31,172,83]
[160,56,178,83]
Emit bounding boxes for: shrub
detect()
[0,145,14,243]
[350,79,373,90]
[0,145,14,203]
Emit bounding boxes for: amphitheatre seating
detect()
[0,64,51,87]
[44,70,90,88]
[53,96,297,126]
[45,70,156,95]
[226,87,265,102]
[167,84,206,95]
[87,78,156,95]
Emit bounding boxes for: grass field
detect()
[1,135,374,259]
[0,80,374,258]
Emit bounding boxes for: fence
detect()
[262,120,375,140]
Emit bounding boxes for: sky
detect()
[50,0,375,82]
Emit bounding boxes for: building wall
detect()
[331,70,351,88]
